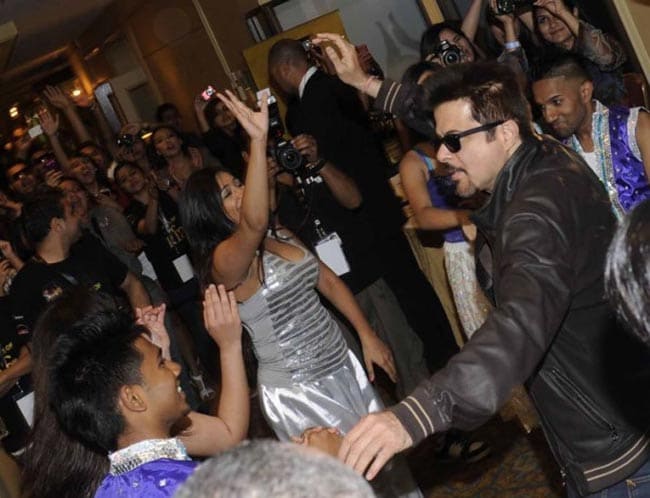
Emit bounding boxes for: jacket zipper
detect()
[547,368,618,441]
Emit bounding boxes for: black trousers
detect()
[379,230,460,372]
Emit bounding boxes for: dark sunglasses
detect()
[435,120,505,153]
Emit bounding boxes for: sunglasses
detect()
[435,120,505,153]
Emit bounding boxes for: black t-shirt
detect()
[10,231,128,336]
[125,191,193,292]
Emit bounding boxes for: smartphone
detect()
[201,85,216,101]
[256,88,273,104]
[40,153,61,173]
[28,125,43,138]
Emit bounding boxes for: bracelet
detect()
[504,40,521,51]
[307,158,327,174]
[361,75,378,95]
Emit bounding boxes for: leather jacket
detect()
[391,136,650,495]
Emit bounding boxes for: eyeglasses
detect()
[435,120,505,153]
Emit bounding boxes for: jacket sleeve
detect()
[389,187,575,444]
[575,21,626,71]
[373,79,435,137]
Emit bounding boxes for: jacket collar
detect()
[471,135,542,236]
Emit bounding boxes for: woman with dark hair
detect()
[605,199,650,346]
[151,125,204,191]
[180,91,400,439]
[194,95,247,179]
[398,62,489,339]
[533,0,626,104]
[420,20,482,64]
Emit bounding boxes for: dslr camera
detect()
[495,0,535,15]
[434,40,462,66]
[262,91,304,172]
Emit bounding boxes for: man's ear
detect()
[119,385,147,414]
[49,217,63,234]
[579,80,594,103]
[501,119,520,151]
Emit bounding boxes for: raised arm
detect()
[210,91,269,288]
[39,108,71,172]
[43,85,92,143]
[177,284,248,455]
[461,0,484,42]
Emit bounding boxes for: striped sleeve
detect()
[374,79,413,116]
[389,386,440,445]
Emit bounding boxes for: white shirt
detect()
[299,66,318,100]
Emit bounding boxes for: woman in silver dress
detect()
[180,91,400,441]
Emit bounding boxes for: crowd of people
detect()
[0,0,649,496]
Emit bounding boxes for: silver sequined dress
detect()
[238,237,382,441]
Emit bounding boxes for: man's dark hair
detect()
[422,61,533,140]
[530,49,592,84]
[156,102,179,123]
[605,199,650,346]
[48,298,145,452]
[268,38,309,71]
[19,188,65,248]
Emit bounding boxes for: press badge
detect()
[173,254,195,283]
[315,233,350,276]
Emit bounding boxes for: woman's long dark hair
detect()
[21,290,113,498]
[419,20,478,61]
[179,167,236,286]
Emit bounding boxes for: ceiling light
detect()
[9,106,19,119]
[71,88,82,98]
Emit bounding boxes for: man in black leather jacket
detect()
[314,34,650,497]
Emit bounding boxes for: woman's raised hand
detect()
[203,284,242,349]
[216,90,268,141]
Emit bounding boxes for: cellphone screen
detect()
[28,125,43,138]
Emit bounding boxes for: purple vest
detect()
[606,106,650,213]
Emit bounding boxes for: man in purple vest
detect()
[532,51,650,219]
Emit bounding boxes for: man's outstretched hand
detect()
[312,33,369,91]
[338,410,413,480]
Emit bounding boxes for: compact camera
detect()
[258,89,304,172]
[201,85,216,101]
[434,40,462,66]
[495,0,535,15]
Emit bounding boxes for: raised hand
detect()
[203,284,242,349]
[43,85,72,110]
[44,170,64,188]
[312,33,368,90]
[360,333,397,383]
[136,304,171,359]
[216,90,268,141]
[39,108,60,136]
[534,0,570,17]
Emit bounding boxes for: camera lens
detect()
[278,146,303,171]
[443,51,460,65]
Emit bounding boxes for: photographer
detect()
[533,0,627,105]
